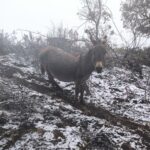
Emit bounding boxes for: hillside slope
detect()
[0,54,150,150]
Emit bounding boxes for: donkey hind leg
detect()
[75,81,85,104]
[79,84,84,104]
[40,64,45,75]
[47,72,62,91]
[79,81,86,103]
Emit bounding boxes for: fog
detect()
[1,0,148,46]
[0,1,150,149]
[1,0,121,33]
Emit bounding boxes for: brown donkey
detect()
[40,44,106,103]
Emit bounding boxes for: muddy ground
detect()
[0,54,150,150]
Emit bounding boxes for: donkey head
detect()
[90,44,106,73]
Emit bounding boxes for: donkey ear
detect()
[101,36,107,45]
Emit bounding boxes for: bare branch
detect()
[17,29,47,38]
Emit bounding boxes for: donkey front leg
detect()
[84,82,91,95]
[75,80,85,104]
[47,72,62,91]
[75,81,80,102]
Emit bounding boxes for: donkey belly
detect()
[52,72,75,82]
[47,61,77,82]
[42,46,79,82]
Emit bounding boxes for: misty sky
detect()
[1,0,121,31]
[1,0,128,45]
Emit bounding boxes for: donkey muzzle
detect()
[95,61,103,73]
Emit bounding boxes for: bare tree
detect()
[78,0,113,46]
[47,24,83,54]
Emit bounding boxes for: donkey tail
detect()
[39,51,47,75]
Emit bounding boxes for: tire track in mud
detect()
[1,64,150,149]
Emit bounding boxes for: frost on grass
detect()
[0,54,149,149]
[83,67,150,124]
[60,66,150,123]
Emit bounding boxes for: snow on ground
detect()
[0,54,150,149]
[85,67,150,124]
[59,66,150,124]
[0,86,146,149]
